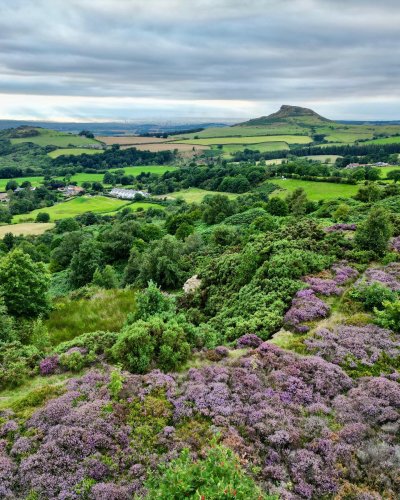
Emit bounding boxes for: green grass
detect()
[324,131,373,143]
[13,196,130,222]
[305,155,342,163]
[164,188,240,203]
[0,176,44,191]
[110,165,178,175]
[10,128,100,147]
[0,373,73,411]
[176,135,312,146]
[221,141,290,156]
[271,179,359,201]
[48,148,104,158]
[0,222,54,236]
[363,136,400,145]
[46,289,136,344]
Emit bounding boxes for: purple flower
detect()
[39,356,59,376]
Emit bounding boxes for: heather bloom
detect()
[357,264,400,291]
[236,334,263,348]
[39,355,59,376]
[304,277,342,296]
[305,325,400,367]
[391,236,400,252]
[332,263,359,285]
[284,289,330,332]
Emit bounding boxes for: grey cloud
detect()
[0,0,399,119]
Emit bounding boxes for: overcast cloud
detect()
[0,0,399,121]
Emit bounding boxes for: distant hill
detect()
[236,105,332,127]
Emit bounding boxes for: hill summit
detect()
[237,104,332,127]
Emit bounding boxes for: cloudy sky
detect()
[0,0,399,122]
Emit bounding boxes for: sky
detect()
[0,0,399,122]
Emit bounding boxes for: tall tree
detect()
[0,249,50,318]
[355,207,392,256]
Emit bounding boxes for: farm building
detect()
[109,188,150,200]
[58,185,85,196]
[0,192,8,203]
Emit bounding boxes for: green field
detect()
[48,148,104,158]
[176,135,312,146]
[0,176,44,191]
[0,222,55,237]
[324,131,373,143]
[163,188,240,203]
[270,179,360,201]
[110,165,178,175]
[10,128,100,147]
[13,196,130,222]
[305,155,342,163]
[364,136,400,145]
[221,142,290,156]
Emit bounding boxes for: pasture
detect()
[364,136,400,145]
[48,148,104,158]
[110,165,178,176]
[161,188,240,203]
[0,176,44,191]
[221,142,290,156]
[270,179,360,201]
[0,222,55,237]
[10,128,100,147]
[176,135,312,146]
[13,196,129,222]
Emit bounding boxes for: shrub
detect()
[145,445,270,500]
[35,212,50,223]
[375,300,400,332]
[349,282,397,311]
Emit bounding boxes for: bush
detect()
[349,283,398,311]
[112,316,191,373]
[375,300,400,332]
[35,212,50,223]
[145,444,271,500]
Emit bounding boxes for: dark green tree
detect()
[355,207,392,256]
[0,249,50,318]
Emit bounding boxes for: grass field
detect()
[46,289,136,345]
[0,222,55,237]
[110,165,178,175]
[221,142,290,156]
[364,136,400,145]
[48,148,104,158]
[270,179,360,201]
[10,128,100,147]
[0,176,44,191]
[162,188,240,203]
[13,196,129,222]
[305,155,342,163]
[324,132,373,143]
[176,135,312,146]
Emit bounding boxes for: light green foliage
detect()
[355,207,392,256]
[0,249,50,318]
[0,342,41,389]
[0,295,16,344]
[92,265,119,289]
[29,317,51,352]
[108,366,124,401]
[349,283,397,311]
[375,300,400,332]
[112,315,191,373]
[202,194,238,225]
[333,203,350,222]
[130,280,175,322]
[145,444,271,500]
